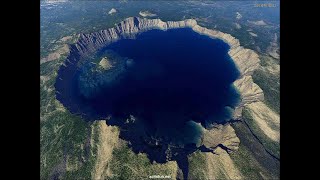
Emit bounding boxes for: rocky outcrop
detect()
[91,120,120,180]
[66,16,264,123]
[246,102,280,142]
[40,44,69,64]
[233,76,264,119]
[187,18,263,119]
[204,148,243,179]
[99,57,113,70]
[201,124,240,153]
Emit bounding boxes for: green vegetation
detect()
[252,55,280,114]
[40,110,96,179]
[242,108,280,158]
[40,60,59,76]
[231,121,279,179]
[188,151,208,179]
[107,142,177,180]
[230,144,265,180]
[40,62,60,116]
[40,42,98,179]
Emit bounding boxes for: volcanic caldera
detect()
[55,17,263,179]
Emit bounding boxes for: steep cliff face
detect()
[65,16,263,121]
[72,17,197,57]
[190,23,263,119]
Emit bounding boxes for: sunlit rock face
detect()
[55,17,263,178]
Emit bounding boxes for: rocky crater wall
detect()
[64,17,264,121]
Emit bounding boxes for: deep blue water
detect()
[55,28,240,174]
[98,28,240,124]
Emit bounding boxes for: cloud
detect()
[249,32,258,37]
[139,11,157,17]
[247,20,267,26]
[236,12,242,19]
[108,8,117,15]
[234,23,241,29]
